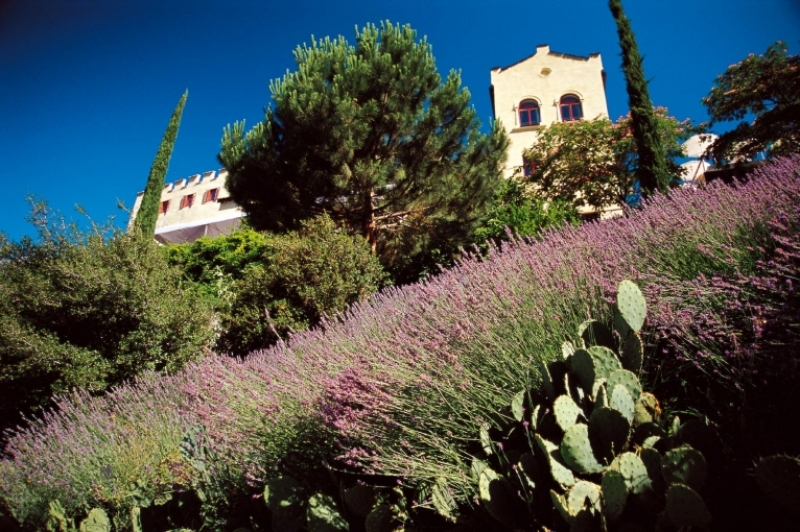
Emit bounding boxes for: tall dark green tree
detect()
[219,22,507,277]
[134,90,188,236]
[608,0,671,194]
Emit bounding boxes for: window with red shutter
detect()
[203,188,219,203]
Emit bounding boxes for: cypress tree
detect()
[608,0,671,195]
[134,90,188,236]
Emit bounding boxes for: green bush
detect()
[216,214,389,356]
[161,225,278,298]
[471,177,581,247]
[0,200,215,431]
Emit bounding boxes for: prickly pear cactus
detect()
[78,509,111,532]
[306,493,348,532]
[615,280,646,336]
[459,280,713,531]
[264,475,306,532]
[755,454,800,514]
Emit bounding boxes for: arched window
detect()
[560,95,583,122]
[518,99,540,127]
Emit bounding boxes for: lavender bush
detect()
[1,156,798,528]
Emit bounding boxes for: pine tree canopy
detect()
[219,21,507,268]
[134,90,188,236]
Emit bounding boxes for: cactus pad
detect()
[479,467,528,529]
[536,434,576,487]
[343,485,375,518]
[754,454,800,514]
[609,385,635,423]
[612,452,651,495]
[307,493,348,532]
[519,452,541,488]
[530,404,542,430]
[550,490,572,524]
[554,394,583,432]
[591,378,607,400]
[579,320,616,351]
[478,466,499,500]
[567,480,602,515]
[588,346,623,380]
[589,406,631,463]
[601,470,628,520]
[565,372,585,406]
[642,436,661,449]
[595,382,608,408]
[665,483,711,527]
[633,392,661,427]
[79,509,111,532]
[539,359,555,401]
[616,280,646,333]
[480,423,493,455]
[569,349,596,392]
[662,445,707,491]
[607,370,642,402]
[640,448,665,491]
[431,479,457,521]
[364,504,393,532]
[264,475,304,513]
[621,332,644,374]
[562,340,575,360]
[511,390,525,422]
[561,424,604,475]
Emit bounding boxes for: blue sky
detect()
[1,0,799,241]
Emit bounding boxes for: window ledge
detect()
[511,125,543,133]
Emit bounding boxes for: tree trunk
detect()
[363,188,377,254]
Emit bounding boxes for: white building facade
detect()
[490,44,610,179]
[128,169,244,244]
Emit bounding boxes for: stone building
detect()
[489,44,610,178]
[128,168,244,244]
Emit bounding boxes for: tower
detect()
[490,45,610,178]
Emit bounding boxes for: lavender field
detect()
[2,156,799,531]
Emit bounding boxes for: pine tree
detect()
[219,22,507,278]
[134,90,188,236]
[608,0,671,194]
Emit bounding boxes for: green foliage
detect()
[608,0,672,195]
[216,215,388,356]
[78,508,111,532]
[470,177,581,245]
[703,41,800,162]
[755,454,800,514]
[262,474,396,532]
[162,227,279,300]
[523,109,698,211]
[219,21,508,278]
[0,199,215,431]
[133,91,188,236]
[462,281,713,531]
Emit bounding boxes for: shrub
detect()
[470,176,581,247]
[216,214,390,356]
[161,226,278,300]
[0,200,215,432]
